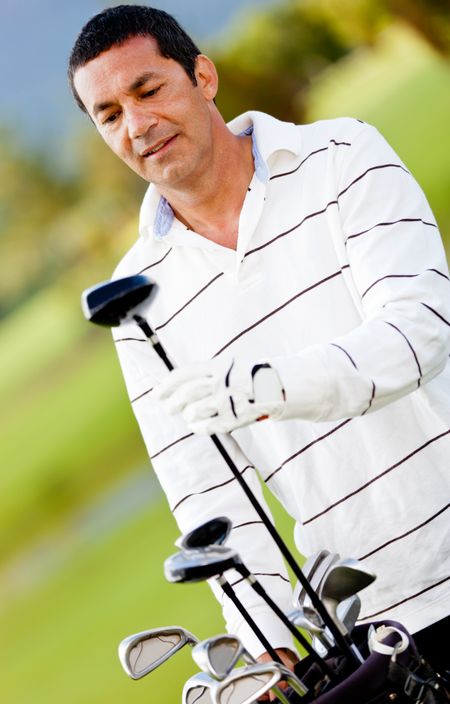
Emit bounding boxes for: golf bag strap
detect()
[387,657,450,703]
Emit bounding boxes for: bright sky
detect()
[0,0,277,147]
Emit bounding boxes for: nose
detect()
[125,104,158,140]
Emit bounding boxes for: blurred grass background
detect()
[1,1,449,702]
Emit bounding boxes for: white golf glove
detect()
[154,358,286,434]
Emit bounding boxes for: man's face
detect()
[73,36,217,188]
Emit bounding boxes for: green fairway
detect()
[0,497,220,704]
[0,476,297,704]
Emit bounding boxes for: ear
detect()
[194,54,218,101]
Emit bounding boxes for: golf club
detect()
[165,545,336,681]
[213,661,308,704]
[182,671,216,704]
[310,595,361,657]
[192,633,256,680]
[118,625,198,680]
[180,516,232,550]
[81,275,361,668]
[216,575,283,666]
[295,552,340,610]
[191,634,292,703]
[319,558,376,663]
[288,607,334,652]
[291,549,330,609]
[161,546,281,663]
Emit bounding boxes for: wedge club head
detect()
[192,634,255,680]
[214,662,308,704]
[182,671,216,704]
[81,275,156,327]
[118,626,198,680]
[320,559,375,663]
[320,558,376,606]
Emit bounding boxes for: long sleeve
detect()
[271,124,450,421]
[112,327,296,656]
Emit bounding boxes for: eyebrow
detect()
[92,72,158,118]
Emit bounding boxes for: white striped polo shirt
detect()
[112,111,450,657]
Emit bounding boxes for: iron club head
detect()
[320,558,376,605]
[118,626,198,680]
[182,671,216,704]
[192,634,255,680]
[213,662,308,704]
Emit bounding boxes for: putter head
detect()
[321,558,376,602]
[182,671,216,704]
[180,516,232,551]
[164,546,240,584]
[214,662,307,704]
[118,626,198,680]
[192,634,247,680]
[81,275,156,327]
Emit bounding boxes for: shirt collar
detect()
[139,111,301,241]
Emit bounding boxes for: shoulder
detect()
[295,116,373,147]
[111,238,144,280]
[112,235,169,280]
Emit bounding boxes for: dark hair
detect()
[68,5,201,112]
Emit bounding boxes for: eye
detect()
[142,85,161,98]
[102,111,120,126]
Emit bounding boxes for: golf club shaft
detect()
[217,576,282,665]
[239,568,335,681]
[135,316,360,668]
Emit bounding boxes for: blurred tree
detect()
[213,0,353,122]
[314,0,450,54]
[385,0,450,55]
[0,128,143,318]
[213,0,450,123]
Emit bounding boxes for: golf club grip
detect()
[137,318,359,668]
[218,578,282,665]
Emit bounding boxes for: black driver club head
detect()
[164,546,241,584]
[180,517,232,550]
[81,275,156,327]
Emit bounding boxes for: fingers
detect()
[164,377,216,415]
[154,365,215,401]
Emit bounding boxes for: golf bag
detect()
[287,620,449,704]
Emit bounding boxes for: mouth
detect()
[141,135,177,158]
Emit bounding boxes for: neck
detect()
[159,120,254,250]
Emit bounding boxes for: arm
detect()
[273,123,450,421]
[112,327,296,657]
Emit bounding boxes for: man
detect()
[69,5,450,672]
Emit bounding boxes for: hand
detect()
[154,358,286,434]
[257,648,299,702]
